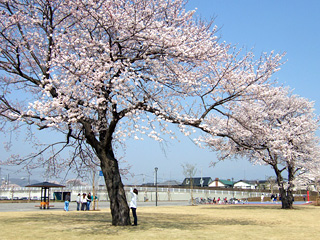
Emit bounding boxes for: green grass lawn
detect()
[0,204,319,240]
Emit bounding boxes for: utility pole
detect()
[92,169,96,210]
[28,175,30,201]
[155,167,158,206]
[200,167,203,187]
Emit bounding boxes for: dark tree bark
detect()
[82,120,131,226]
[279,187,294,209]
[273,164,294,209]
[99,150,131,226]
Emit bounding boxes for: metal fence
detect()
[0,185,303,201]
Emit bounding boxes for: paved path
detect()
[0,200,311,212]
[0,201,188,212]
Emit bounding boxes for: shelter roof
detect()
[25,181,65,188]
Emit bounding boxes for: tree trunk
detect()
[273,163,294,209]
[279,187,294,209]
[99,151,131,226]
[81,119,131,225]
[280,164,295,209]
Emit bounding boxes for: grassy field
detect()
[0,204,319,240]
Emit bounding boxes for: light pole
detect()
[155,167,158,206]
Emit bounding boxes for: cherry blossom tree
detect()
[296,158,320,197]
[0,0,283,225]
[199,86,320,209]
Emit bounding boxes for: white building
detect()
[233,180,257,189]
[208,178,234,188]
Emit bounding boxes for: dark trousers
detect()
[131,207,137,225]
[81,202,86,211]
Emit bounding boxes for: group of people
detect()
[217,197,228,204]
[211,197,228,204]
[63,188,139,227]
[76,192,93,211]
[271,193,279,202]
[63,192,95,212]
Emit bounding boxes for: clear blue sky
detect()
[1,0,320,185]
[125,0,320,185]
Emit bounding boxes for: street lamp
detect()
[155,167,158,206]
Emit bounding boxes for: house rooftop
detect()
[182,177,212,187]
[219,179,234,185]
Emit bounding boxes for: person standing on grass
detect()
[64,193,70,212]
[81,193,87,211]
[87,192,92,210]
[76,193,81,211]
[130,188,138,226]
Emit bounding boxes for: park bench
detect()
[35,202,54,209]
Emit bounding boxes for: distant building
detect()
[233,180,258,189]
[209,178,234,188]
[181,177,212,187]
[141,182,155,186]
[66,179,87,187]
[0,183,21,189]
[160,180,181,186]
[255,180,269,190]
[142,180,181,186]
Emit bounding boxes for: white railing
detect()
[0,185,304,201]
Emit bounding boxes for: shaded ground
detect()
[0,204,319,240]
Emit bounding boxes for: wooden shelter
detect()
[25,181,65,209]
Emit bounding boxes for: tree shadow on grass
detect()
[8,210,258,236]
[9,212,117,236]
[198,205,305,211]
[129,212,257,233]
[204,205,280,210]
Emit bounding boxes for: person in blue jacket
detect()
[64,193,70,211]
